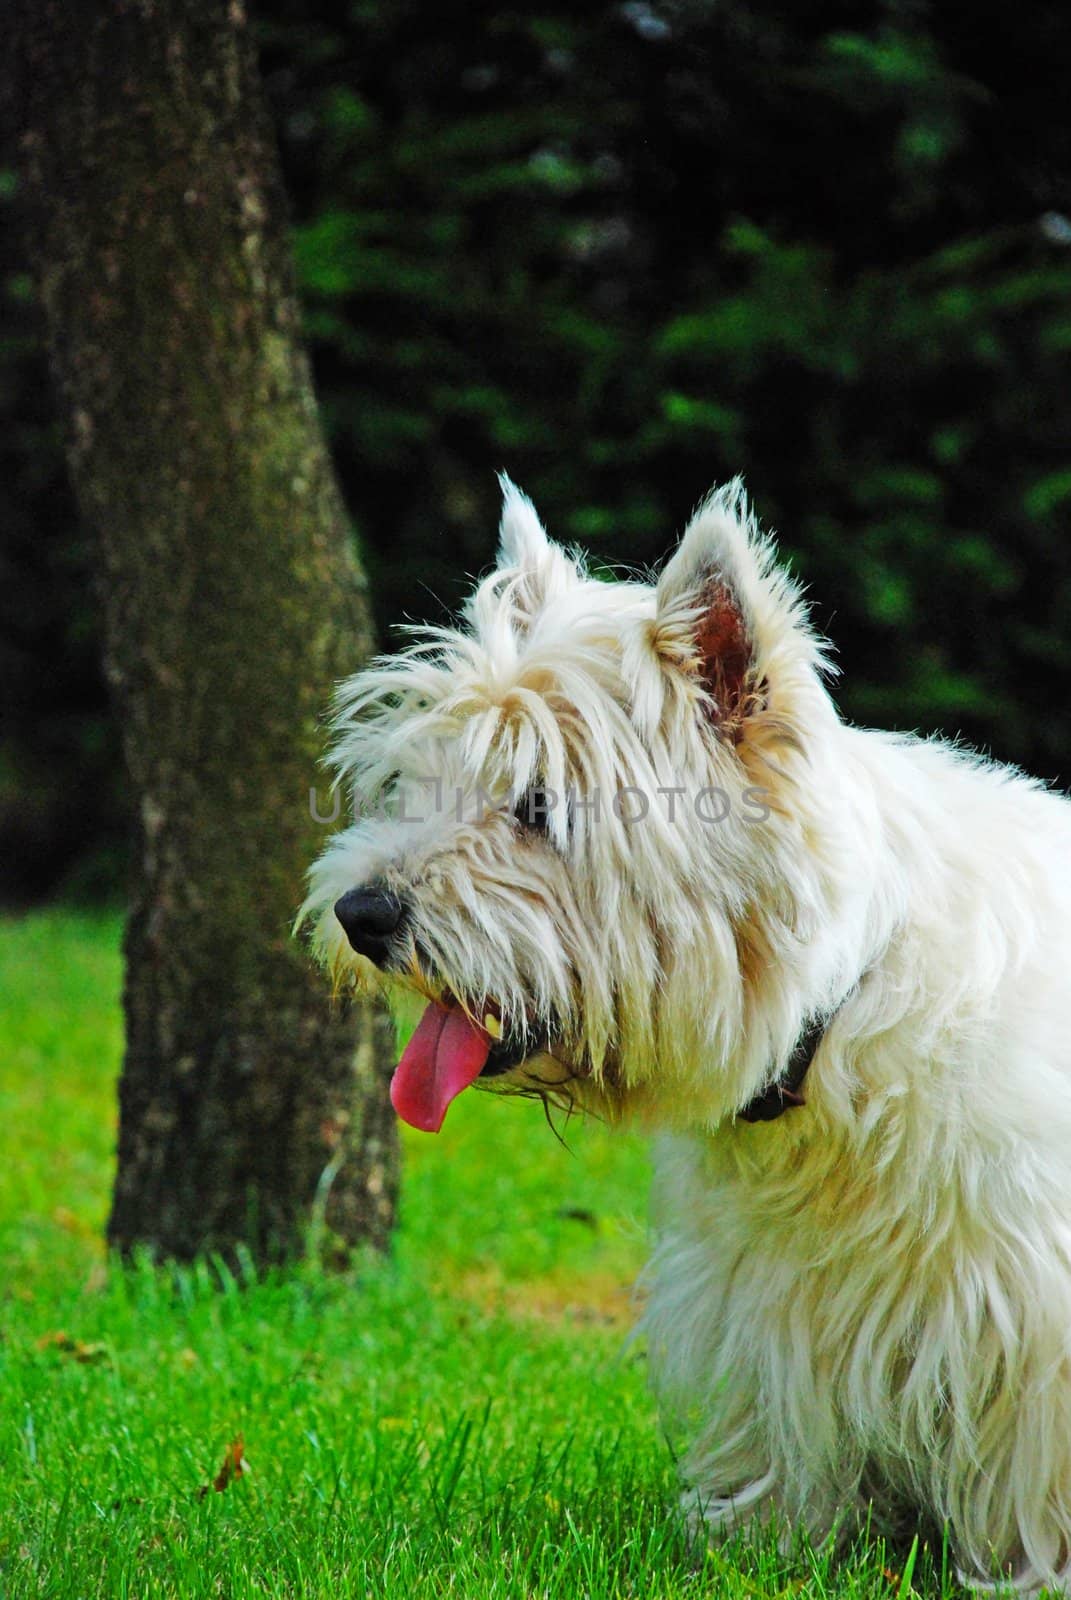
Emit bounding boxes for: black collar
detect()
[738,1013,826,1124]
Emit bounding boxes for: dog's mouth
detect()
[389,995,546,1133]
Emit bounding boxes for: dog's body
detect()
[307,481,1071,1590]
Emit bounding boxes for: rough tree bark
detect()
[12,0,399,1261]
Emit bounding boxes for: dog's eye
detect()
[513,786,552,836]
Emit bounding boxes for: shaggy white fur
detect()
[306,479,1071,1591]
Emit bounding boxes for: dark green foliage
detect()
[5,0,1071,898]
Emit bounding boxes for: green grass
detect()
[0,912,965,1598]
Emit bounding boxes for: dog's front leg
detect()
[681,1469,782,1539]
[682,1453,852,1556]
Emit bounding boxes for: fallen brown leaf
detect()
[35,1330,109,1364]
[198,1434,250,1500]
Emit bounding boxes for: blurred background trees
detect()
[4,0,1070,905]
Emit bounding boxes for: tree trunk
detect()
[12,0,399,1262]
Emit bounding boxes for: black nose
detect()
[333,887,405,965]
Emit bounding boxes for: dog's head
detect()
[304,479,842,1132]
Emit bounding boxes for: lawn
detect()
[0,911,958,1598]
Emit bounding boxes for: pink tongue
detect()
[390,1003,493,1133]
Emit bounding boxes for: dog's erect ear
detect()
[654,481,790,735]
[497,474,550,567]
[494,473,579,613]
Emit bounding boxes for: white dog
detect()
[306,479,1071,1591]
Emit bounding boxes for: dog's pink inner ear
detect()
[693,577,754,734]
